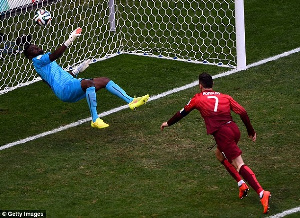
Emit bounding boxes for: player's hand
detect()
[160,122,169,131]
[69,27,82,41]
[72,59,91,76]
[77,59,91,72]
[249,132,256,142]
[64,27,82,47]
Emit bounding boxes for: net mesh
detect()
[0,0,236,94]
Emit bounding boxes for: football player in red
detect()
[161,72,271,214]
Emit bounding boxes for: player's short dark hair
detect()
[199,72,213,88]
[23,44,33,58]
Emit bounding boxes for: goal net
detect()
[0,0,246,95]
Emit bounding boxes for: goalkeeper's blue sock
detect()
[86,86,98,122]
[105,80,133,103]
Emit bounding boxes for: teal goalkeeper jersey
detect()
[32,52,84,102]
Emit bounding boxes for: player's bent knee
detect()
[93,77,110,89]
[215,148,225,162]
[236,163,244,172]
[81,79,95,91]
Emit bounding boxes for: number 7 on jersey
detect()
[207,96,219,112]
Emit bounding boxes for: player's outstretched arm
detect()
[49,44,67,62]
[161,109,189,131]
[49,27,82,62]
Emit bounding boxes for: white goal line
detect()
[1,46,300,153]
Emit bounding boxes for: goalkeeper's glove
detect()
[72,59,91,76]
[64,27,82,47]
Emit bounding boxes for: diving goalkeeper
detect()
[24,27,149,129]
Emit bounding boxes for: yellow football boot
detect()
[128,94,150,110]
[91,118,109,129]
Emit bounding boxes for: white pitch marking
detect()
[268,206,300,218]
[1,47,300,152]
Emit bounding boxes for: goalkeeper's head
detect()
[199,72,213,89]
[24,44,44,60]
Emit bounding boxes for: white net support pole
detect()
[109,0,116,32]
[235,0,246,70]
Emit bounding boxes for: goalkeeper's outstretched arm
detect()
[49,44,68,62]
[49,27,82,62]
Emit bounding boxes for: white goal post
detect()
[0,0,246,95]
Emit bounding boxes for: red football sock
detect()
[221,159,242,182]
[239,165,264,195]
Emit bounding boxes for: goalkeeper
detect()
[24,27,149,129]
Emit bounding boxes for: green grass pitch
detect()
[0,0,300,217]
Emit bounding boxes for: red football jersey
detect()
[184,91,253,135]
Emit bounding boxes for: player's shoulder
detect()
[32,52,52,68]
[217,92,234,99]
[32,54,40,60]
[218,92,236,104]
[33,52,50,60]
[191,92,203,100]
